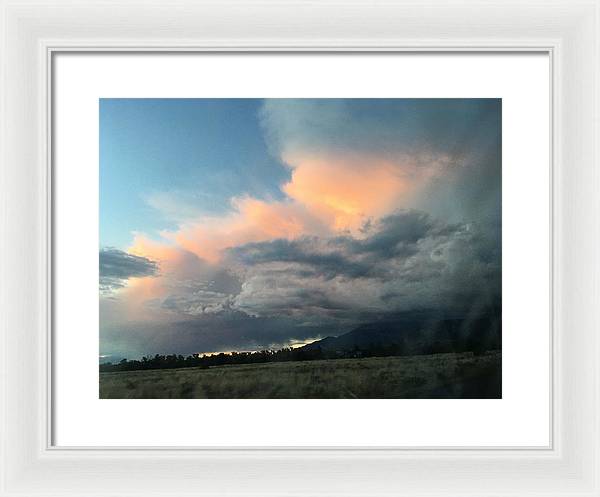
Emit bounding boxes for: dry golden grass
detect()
[99,351,501,399]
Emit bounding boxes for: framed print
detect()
[1,1,599,496]
[52,52,550,448]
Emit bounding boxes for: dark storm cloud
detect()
[228,209,500,320]
[228,237,372,279]
[99,310,340,358]
[260,98,500,161]
[339,210,456,258]
[99,248,158,293]
[229,210,466,275]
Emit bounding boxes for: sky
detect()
[100,98,501,360]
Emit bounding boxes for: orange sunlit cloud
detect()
[123,235,203,311]
[161,197,328,263]
[128,150,448,268]
[282,153,414,231]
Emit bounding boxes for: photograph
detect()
[99,98,502,399]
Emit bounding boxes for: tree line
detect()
[99,346,334,372]
[98,338,495,373]
[98,344,411,372]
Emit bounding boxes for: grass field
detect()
[99,351,501,399]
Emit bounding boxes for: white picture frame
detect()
[1,1,598,495]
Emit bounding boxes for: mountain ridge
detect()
[301,313,501,355]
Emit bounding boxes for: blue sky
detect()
[100,98,289,248]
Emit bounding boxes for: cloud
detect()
[160,292,237,316]
[139,99,500,267]
[228,237,372,280]
[227,209,500,321]
[261,98,501,225]
[118,235,243,317]
[99,248,158,294]
[158,196,330,263]
[280,153,441,231]
[100,311,337,358]
[101,209,499,356]
[259,98,500,160]
[143,151,450,264]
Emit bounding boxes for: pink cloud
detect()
[129,150,451,266]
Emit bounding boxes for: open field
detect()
[99,351,501,399]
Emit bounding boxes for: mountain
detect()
[301,313,501,356]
